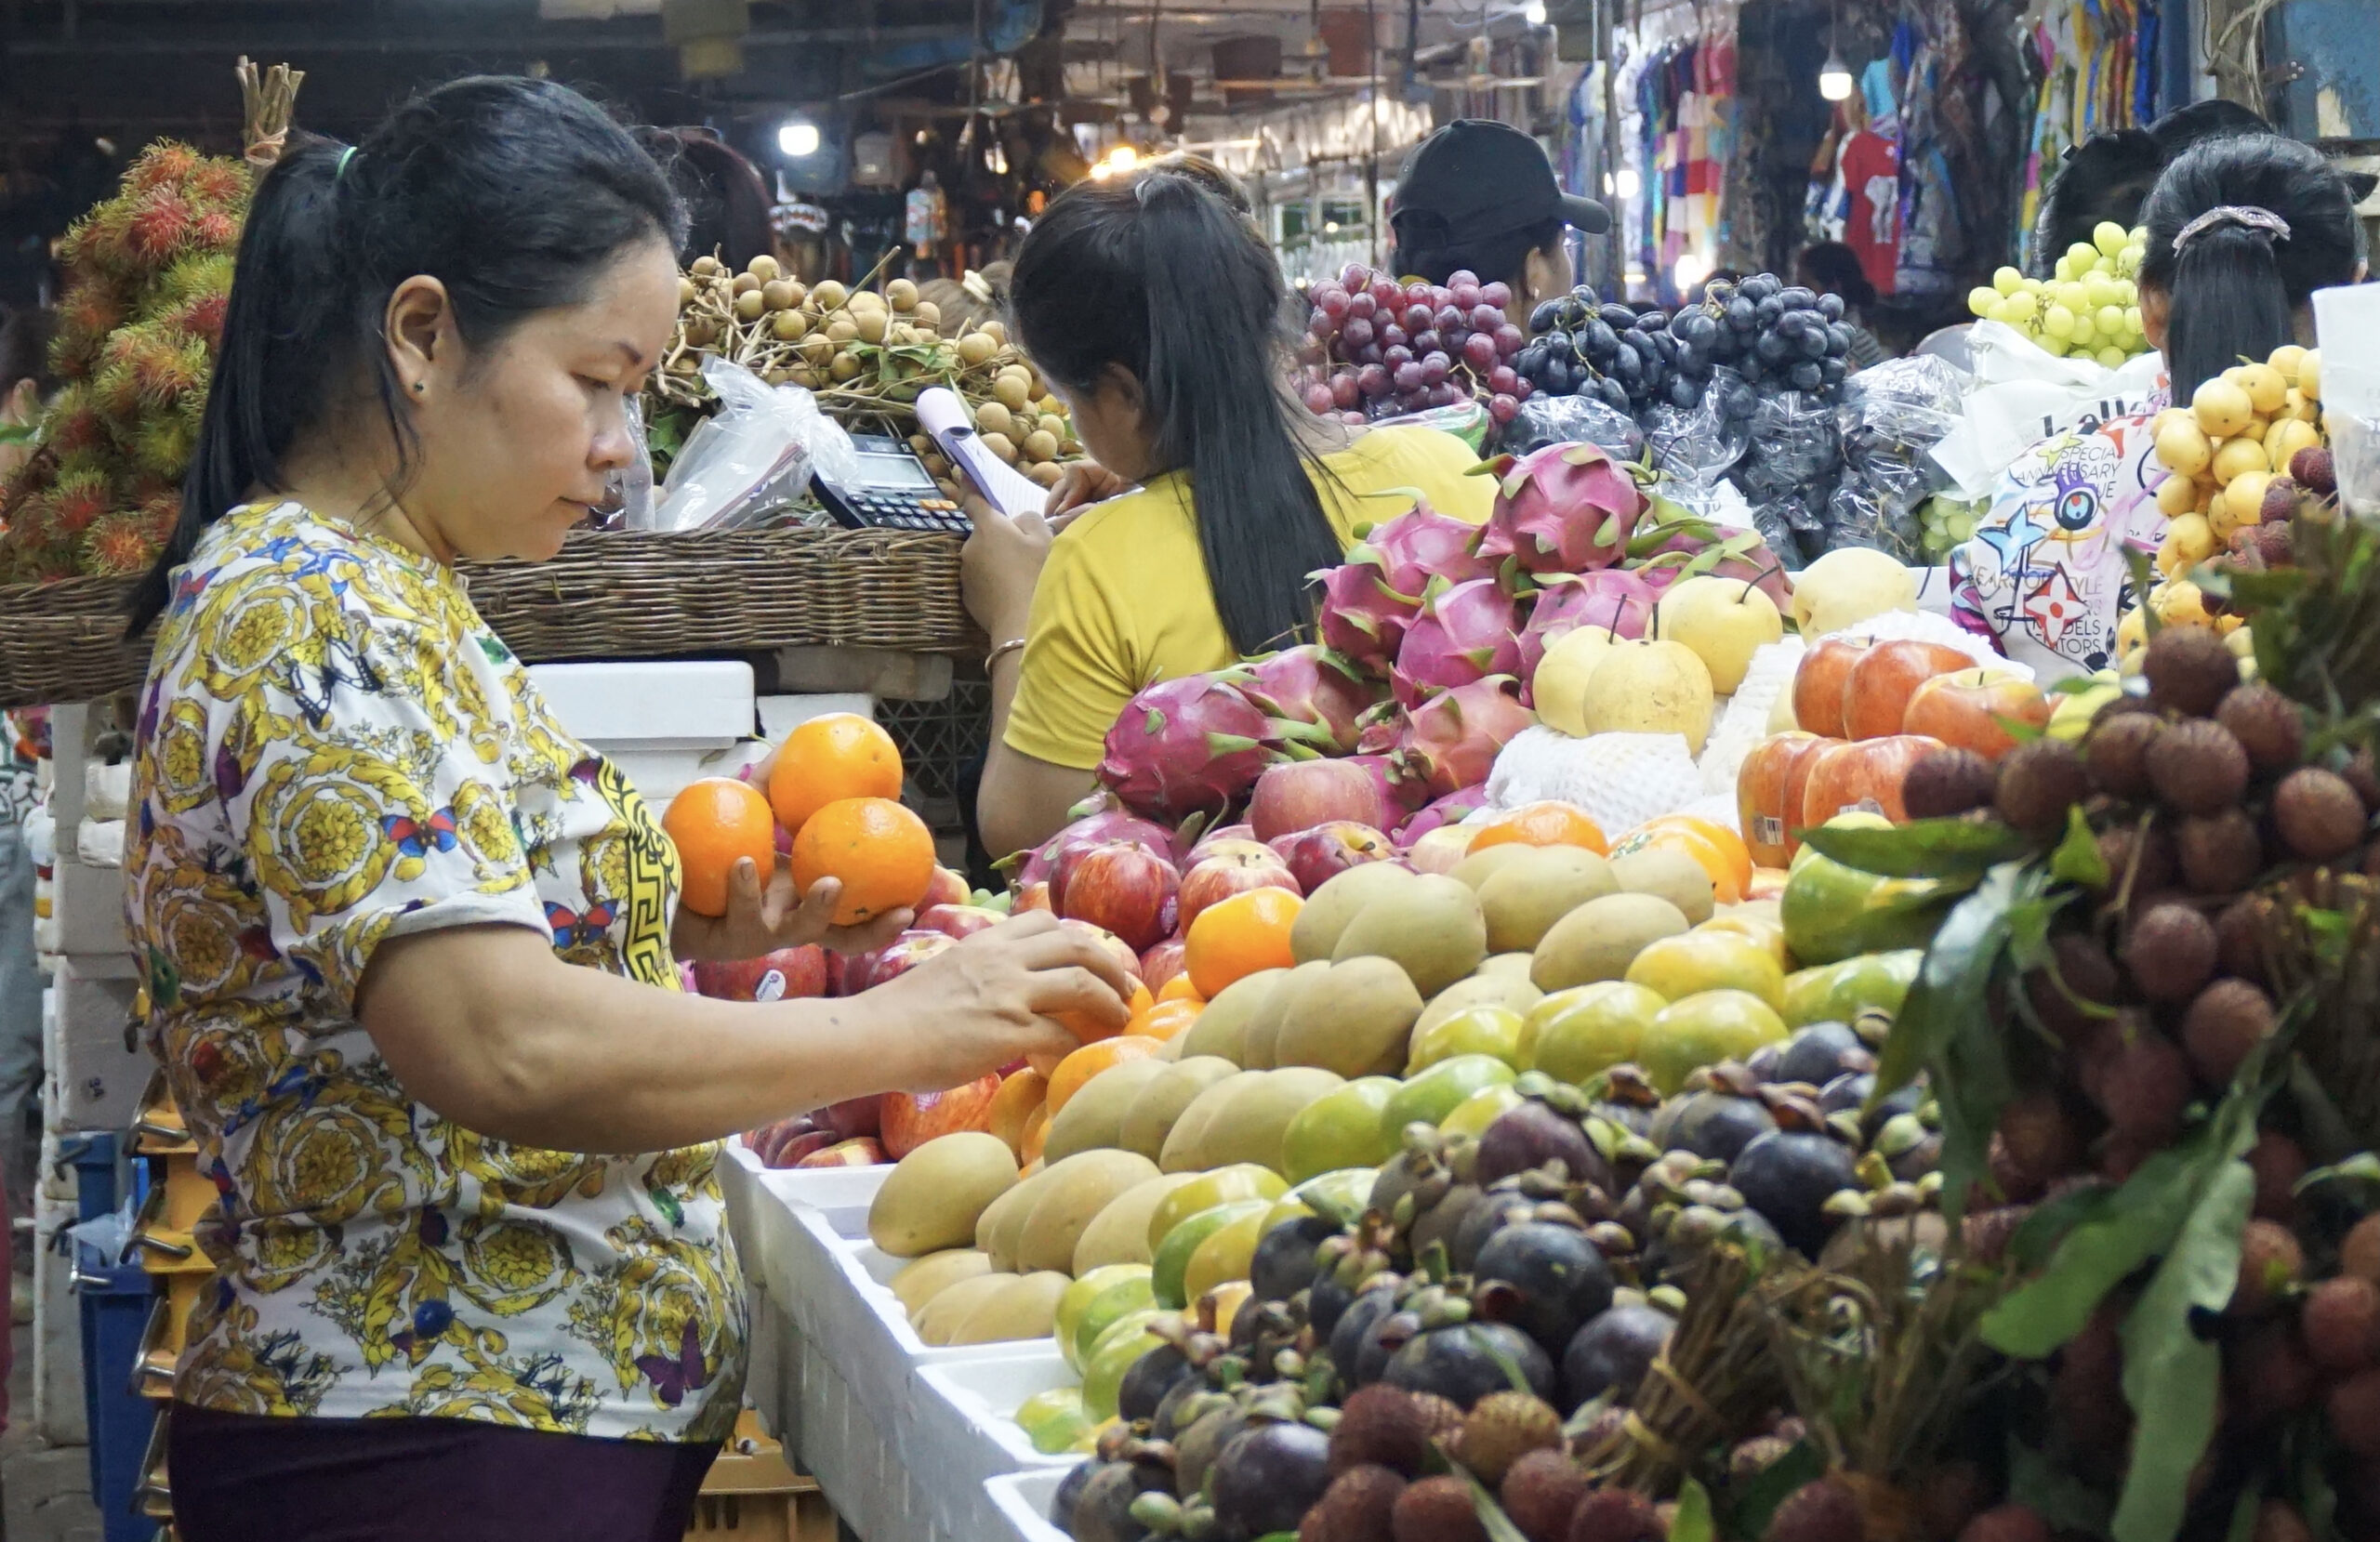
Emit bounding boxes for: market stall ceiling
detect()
[0,0,990,139]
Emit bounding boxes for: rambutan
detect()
[125,188,199,268]
[80,511,161,576]
[178,157,251,215]
[191,208,241,252]
[146,252,236,316]
[48,468,115,535]
[126,142,201,196]
[131,412,199,484]
[46,388,109,457]
[172,291,231,349]
[49,286,129,380]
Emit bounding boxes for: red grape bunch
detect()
[1298,265,1534,427]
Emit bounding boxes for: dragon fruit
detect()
[1355,502,1500,597]
[1475,442,1647,574]
[1392,577,1524,707]
[1517,569,1659,678]
[1012,807,1183,887]
[1346,752,1426,813]
[1316,562,1423,671]
[1098,673,1284,822]
[1230,644,1384,756]
[1394,679,1539,799]
[1626,505,1793,609]
[1395,784,1490,845]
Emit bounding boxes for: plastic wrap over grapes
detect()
[1642,365,1752,513]
[1828,355,1971,560]
[1501,391,1646,458]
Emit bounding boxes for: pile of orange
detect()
[1183,886,1302,1000]
[1610,814,1754,904]
[1466,800,1609,855]
[660,778,777,916]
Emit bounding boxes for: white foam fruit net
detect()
[1699,639,1805,797]
[1488,727,1705,835]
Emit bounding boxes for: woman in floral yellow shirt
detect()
[124,78,1128,1542]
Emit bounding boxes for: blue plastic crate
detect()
[73,1243,158,1542]
[59,1131,122,1222]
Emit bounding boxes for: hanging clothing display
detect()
[1839,125,1903,294]
[2017,0,2160,270]
[1627,14,1736,297]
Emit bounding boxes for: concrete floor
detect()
[3,1315,108,1542]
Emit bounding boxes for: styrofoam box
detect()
[986,1467,1071,1542]
[908,1352,1082,1537]
[527,660,757,806]
[50,853,128,958]
[49,957,146,1132]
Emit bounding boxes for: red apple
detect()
[692,945,829,1003]
[1800,734,1945,826]
[1055,842,1183,953]
[1271,822,1396,892]
[819,1095,883,1141]
[1843,640,1975,740]
[1404,824,1476,875]
[1792,637,1873,741]
[1737,732,1836,867]
[793,1137,886,1168]
[844,929,956,995]
[1188,824,1257,863]
[880,1073,1001,1157]
[1058,917,1144,982]
[1141,939,1188,994]
[1248,760,1395,843]
[769,1129,840,1168]
[917,903,1005,941]
[1178,850,1300,930]
[1012,882,1052,915]
[921,866,971,910]
[1902,668,2053,760]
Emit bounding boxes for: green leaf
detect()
[2006,1436,2115,1535]
[2046,674,2115,694]
[2125,547,2161,639]
[1992,712,2047,745]
[1799,817,2031,880]
[2005,1179,2122,1270]
[2226,1488,2263,1542]
[1461,1471,1535,1542]
[2294,1151,2380,1205]
[2051,806,2111,888]
[1669,1477,1716,1542]
[1725,1442,1825,1540]
[1872,863,2020,1101]
[2110,1158,2255,1542]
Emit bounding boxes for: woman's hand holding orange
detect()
[672,856,914,964]
[866,911,1134,1093]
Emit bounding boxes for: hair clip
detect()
[2173,204,2292,250]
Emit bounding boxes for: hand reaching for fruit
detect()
[671,855,914,964]
[866,912,1134,1093]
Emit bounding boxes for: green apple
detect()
[1523,981,1666,1082]
[1405,1006,1527,1074]
[1655,574,1784,694]
[1280,1078,1399,1183]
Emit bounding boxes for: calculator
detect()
[813,434,971,534]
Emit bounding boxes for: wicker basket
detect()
[0,525,980,710]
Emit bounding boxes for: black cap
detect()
[1391,119,1612,243]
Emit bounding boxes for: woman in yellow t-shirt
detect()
[963,165,1494,861]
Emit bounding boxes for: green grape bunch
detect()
[1968,221,2151,367]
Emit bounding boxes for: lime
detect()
[1639,989,1790,1094]
[1820,949,1920,1024]
[1057,1265,1155,1372]
[1078,1309,1172,1421]
[1183,1208,1271,1303]
[1438,1083,1527,1140]
[1405,1006,1527,1074]
[1523,982,1665,1083]
[1145,1165,1287,1253]
[1379,1055,1517,1142]
[1280,1079,1398,1182]
[1625,931,1785,1012]
[1152,1199,1272,1309]
[1281,1167,1377,1229]
[1015,1387,1092,1455]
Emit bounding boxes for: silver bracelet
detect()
[985,638,1027,668]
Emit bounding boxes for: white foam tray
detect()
[987,1467,1073,1542]
[909,1352,1082,1538]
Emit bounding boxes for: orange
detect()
[1184,886,1302,1000]
[1466,800,1610,856]
[662,777,778,917]
[1134,1000,1204,1042]
[1043,1035,1166,1114]
[1019,1108,1051,1167]
[986,1069,1050,1157]
[1157,975,1205,1004]
[1066,982,1152,1047]
[788,797,937,925]
[767,713,904,836]
[1613,818,1751,905]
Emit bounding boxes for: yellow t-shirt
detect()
[1005,425,1494,770]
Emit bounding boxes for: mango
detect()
[913,1271,1019,1343]
[1272,957,1425,1078]
[1015,1149,1161,1274]
[947,1270,1070,1345]
[1333,874,1489,996]
[1071,1172,1205,1274]
[1279,1076,1400,1181]
[1240,960,1331,1069]
[868,1131,1018,1259]
[1291,863,1420,963]
[1041,1059,1170,1164]
[1533,893,1691,992]
[1117,1057,1240,1163]
[1478,847,1620,954]
[1173,968,1286,1064]
[889,1249,993,1317]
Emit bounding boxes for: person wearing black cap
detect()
[1391,120,1611,328]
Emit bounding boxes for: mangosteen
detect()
[1117,1344,1195,1425]
[1329,1284,1403,1384]
[1474,1223,1615,1353]
[1355,1308,1421,1387]
[1776,1021,1866,1087]
[1728,1130,1861,1258]
[1474,1100,1612,1191]
[1561,1304,1675,1411]
[1450,1193,1530,1274]
[1150,1373,1217,1444]
[1175,1405,1250,1500]
[1209,1421,1334,1539]
[1411,1182,1487,1262]
[1818,1071,1922,1138]
[1251,1215,1341,1304]
[1051,1458,1101,1535]
[1308,1272,1356,1337]
[1383,1323,1556,1410]
[1064,1458,1170,1542]
[1649,1089,1778,1164]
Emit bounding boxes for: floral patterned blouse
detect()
[125,501,744,1443]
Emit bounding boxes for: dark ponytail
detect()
[2138,134,2360,403]
[1393,213,1562,295]
[129,75,683,632]
[1010,165,1343,657]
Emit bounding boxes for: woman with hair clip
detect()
[120,75,1129,1542]
[1952,132,2365,682]
[961,159,1498,861]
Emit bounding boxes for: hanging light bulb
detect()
[1818,46,1855,100]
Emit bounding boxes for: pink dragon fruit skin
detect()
[1517,570,1658,679]
[1316,563,1422,671]
[1355,502,1500,598]
[1628,508,1793,609]
[1014,809,1183,889]
[1394,678,1538,798]
[1475,442,1647,574]
[1098,673,1284,822]
[1230,644,1384,756]
[1346,753,1427,813]
[1395,784,1490,845]
[1392,578,1525,708]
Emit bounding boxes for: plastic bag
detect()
[1734,391,1842,498]
[601,394,655,532]
[646,357,859,533]
[1501,392,1644,458]
[1929,320,2165,499]
[1393,398,1493,454]
[1643,368,1752,511]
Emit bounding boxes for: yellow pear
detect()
[1528,626,1620,738]
[1578,639,1714,753]
[1654,575,1784,694]
[1788,547,1918,638]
